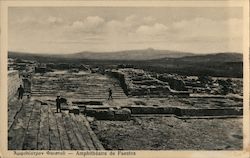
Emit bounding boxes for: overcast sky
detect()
[8,7,243,54]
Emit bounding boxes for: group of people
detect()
[17,84,113,113]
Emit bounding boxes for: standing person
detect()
[17,85,24,100]
[108,88,113,100]
[56,96,61,113]
[147,88,151,99]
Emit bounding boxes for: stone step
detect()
[31,93,127,97]
[31,73,127,100]
[8,98,27,130]
[33,95,127,100]
[9,98,105,150]
[31,91,125,94]
[31,88,124,90]
[31,94,127,98]
[32,84,121,86]
[8,100,36,150]
[33,87,122,90]
[32,81,119,83]
[31,91,126,94]
[32,81,118,84]
[32,90,124,92]
[32,89,124,91]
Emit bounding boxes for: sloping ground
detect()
[91,116,242,150]
[31,71,127,100]
[8,98,104,150]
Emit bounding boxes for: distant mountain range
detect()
[70,48,194,60]
[149,52,243,63]
[8,49,243,78]
[8,48,242,61]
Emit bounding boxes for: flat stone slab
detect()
[8,98,104,150]
[69,106,80,114]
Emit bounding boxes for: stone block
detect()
[69,106,80,114]
[128,106,159,114]
[94,109,115,120]
[60,98,67,103]
[85,108,97,116]
[86,116,95,122]
[72,101,103,105]
[114,108,131,121]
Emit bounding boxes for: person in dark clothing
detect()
[108,88,113,100]
[56,96,61,113]
[17,85,24,100]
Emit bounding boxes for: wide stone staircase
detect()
[31,71,127,100]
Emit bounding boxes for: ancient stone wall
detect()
[8,70,22,99]
[107,71,128,95]
[157,75,187,91]
[110,69,172,97]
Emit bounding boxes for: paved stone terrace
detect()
[8,98,104,150]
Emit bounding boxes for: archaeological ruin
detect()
[8,57,243,150]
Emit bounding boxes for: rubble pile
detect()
[184,76,243,96]
[157,74,187,91]
[154,73,243,96]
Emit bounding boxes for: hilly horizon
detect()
[8,48,242,61]
[8,49,243,78]
[149,52,243,63]
[71,48,195,60]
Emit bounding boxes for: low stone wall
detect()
[124,106,243,117]
[109,69,171,97]
[8,70,22,100]
[125,106,179,114]
[83,107,131,121]
[108,69,190,97]
[80,105,242,120]
[179,108,242,116]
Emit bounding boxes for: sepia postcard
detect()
[0,0,249,158]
